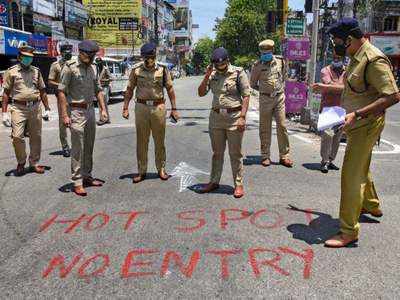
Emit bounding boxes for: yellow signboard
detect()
[83,0,142,49]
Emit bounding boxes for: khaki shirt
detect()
[59,58,101,104]
[207,64,251,109]
[343,41,398,116]
[3,64,45,101]
[127,62,173,100]
[206,65,250,130]
[250,56,286,95]
[98,67,112,87]
[48,59,66,85]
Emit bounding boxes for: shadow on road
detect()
[49,150,64,156]
[59,183,74,193]
[302,163,322,171]
[5,166,51,177]
[119,173,160,181]
[244,155,280,166]
[189,184,234,195]
[287,205,380,246]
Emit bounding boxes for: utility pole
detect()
[309,0,320,87]
[154,0,159,45]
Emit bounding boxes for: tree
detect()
[214,0,281,68]
[191,37,215,74]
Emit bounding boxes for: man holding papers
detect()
[318,54,345,173]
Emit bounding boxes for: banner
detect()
[284,38,310,61]
[0,0,9,27]
[4,30,30,56]
[83,0,141,49]
[32,0,56,17]
[0,29,5,54]
[173,6,189,38]
[285,81,308,113]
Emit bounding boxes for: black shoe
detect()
[320,163,329,174]
[97,119,108,126]
[62,146,71,158]
[328,162,340,170]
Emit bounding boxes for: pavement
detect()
[0,76,400,298]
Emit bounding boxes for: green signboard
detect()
[286,18,304,36]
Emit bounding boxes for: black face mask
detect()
[332,38,350,57]
[62,52,72,61]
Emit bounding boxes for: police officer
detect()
[48,44,73,157]
[198,47,250,198]
[95,57,112,126]
[1,45,50,176]
[250,39,293,168]
[313,19,400,247]
[58,40,108,196]
[122,42,179,183]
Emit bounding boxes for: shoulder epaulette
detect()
[8,65,18,70]
[132,62,143,70]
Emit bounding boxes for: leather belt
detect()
[260,91,283,97]
[70,102,91,109]
[137,98,165,106]
[12,100,39,107]
[213,106,242,114]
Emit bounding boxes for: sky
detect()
[191,0,306,42]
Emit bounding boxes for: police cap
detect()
[328,18,364,40]
[211,47,229,63]
[140,43,157,57]
[19,45,34,57]
[78,40,99,54]
[259,39,275,52]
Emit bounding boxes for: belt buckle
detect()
[27,101,34,108]
[147,100,154,106]
[220,108,228,114]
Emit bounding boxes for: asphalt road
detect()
[0,76,399,298]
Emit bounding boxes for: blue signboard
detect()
[0,0,9,27]
[29,34,48,53]
[4,30,30,56]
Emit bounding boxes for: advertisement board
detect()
[285,81,308,113]
[0,29,5,54]
[32,0,56,17]
[173,6,189,38]
[4,29,30,56]
[284,38,310,61]
[370,35,400,56]
[82,0,141,49]
[0,0,9,27]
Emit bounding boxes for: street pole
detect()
[154,0,159,45]
[309,0,320,87]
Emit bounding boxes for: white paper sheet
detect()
[317,106,346,132]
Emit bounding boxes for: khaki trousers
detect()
[259,93,290,160]
[10,103,42,166]
[57,95,70,148]
[320,129,342,163]
[209,127,244,187]
[135,103,166,174]
[70,106,96,186]
[340,116,384,237]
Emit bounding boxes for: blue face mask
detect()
[331,61,343,69]
[21,56,33,67]
[261,53,273,62]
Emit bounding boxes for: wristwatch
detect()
[354,110,363,120]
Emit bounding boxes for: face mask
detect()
[62,52,72,61]
[331,61,343,69]
[20,56,33,67]
[332,37,351,57]
[261,53,273,62]
[215,63,228,73]
[145,57,156,67]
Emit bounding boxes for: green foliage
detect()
[191,37,215,71]
[214,0,281,68]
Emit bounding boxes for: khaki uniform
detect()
[250,56,290,160]
[127,62,173,174]
[205,65,250,187]
[97,66,112,118]
[49,59,70,148]
[59,58,101,186]
[3,64,46,166]
[340,41,399,237]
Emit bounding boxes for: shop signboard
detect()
[284,38,310,61]
[32,0,56,17]
[285,81,308,113]
[173,6,189,38]
[370,35,400,56]
[0,28,5,54]
[4,29,30,56]
[0,0,9,27]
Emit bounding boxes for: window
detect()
[384,16,398,32]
